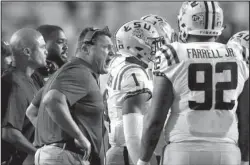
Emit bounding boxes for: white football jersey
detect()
[106,53,152,146]
[153,42,249,144]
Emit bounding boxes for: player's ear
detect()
[81,44,90,55]
[23,47,32,57]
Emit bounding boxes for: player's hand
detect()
[137,159,150,165]
[241,161,249,165]
[74,137,91,160]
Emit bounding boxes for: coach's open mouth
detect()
[104,58,111,68]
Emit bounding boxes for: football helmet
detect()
[227,30,249,49]
[141,14,177,44]
[178,1,224,42]
[115,20,163,65]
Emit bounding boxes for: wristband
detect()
[137,159,149,165]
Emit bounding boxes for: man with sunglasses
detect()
[33,26,114,165]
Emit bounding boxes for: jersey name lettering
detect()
[187,48,235,59]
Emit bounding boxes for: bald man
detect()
[1,28,47,165]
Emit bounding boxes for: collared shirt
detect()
[34,57,104,155]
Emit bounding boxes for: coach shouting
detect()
[33,26,114,165]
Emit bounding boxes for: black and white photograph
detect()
[1,1,249,165]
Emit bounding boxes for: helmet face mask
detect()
[178,1,224,42]
[115,20,164,65]
[141,14,177,44]
[147,36,164,60]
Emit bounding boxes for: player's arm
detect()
[137,75,174,165]
[138,44,176,165]
[237,78,249,163]
[123,92,149,164]
[26,87,44,127]
[121,70,155,165]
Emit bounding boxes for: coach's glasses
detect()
[83,26,111,45]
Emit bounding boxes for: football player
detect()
[137,2,249,165]
[105,20,164,165]
[227,30,249,64]
[140,14,177,162]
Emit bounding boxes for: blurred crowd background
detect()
[1,1,249,92]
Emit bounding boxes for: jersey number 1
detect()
[188,62,237,110]
[132,73,140,86]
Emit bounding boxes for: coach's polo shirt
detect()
[1,69,39,161]
[34,57,104,155]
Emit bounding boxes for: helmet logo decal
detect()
[192,14,205,26]
[132,29,145,40]
[192,14,204,22]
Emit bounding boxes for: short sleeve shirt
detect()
[35,57,104,154]
[1,69,39,140]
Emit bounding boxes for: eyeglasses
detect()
[83,26,111,45]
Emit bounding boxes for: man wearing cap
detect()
[33,26,114,165]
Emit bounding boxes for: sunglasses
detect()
[83,26,111,45]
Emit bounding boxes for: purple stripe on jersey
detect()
[242,46,246,60]
[211,1,216,29]
[204,1,209,29]
[123,88,152,102]
[166,44,180,65]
